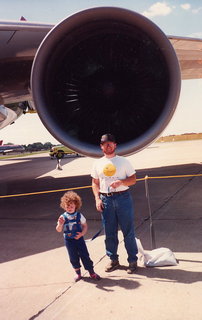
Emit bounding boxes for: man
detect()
[56,152,63,170]
[91,133,138,273]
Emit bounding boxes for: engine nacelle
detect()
[31,7,181,157]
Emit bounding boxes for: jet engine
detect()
[31,7,181,157]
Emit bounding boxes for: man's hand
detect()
[110,180,123,189]
[96,198,104,212]
[110,174,136,189]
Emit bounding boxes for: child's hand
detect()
[74,232,83,240]
[58,216,65,225]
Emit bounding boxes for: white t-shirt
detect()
[91,155,136,193]
[61,212,86,224]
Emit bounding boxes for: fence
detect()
[1,173,202,248]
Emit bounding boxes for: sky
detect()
[0,0,202,145]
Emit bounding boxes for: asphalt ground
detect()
[0,140,202,320]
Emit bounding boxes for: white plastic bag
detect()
[144,247,178,267]
[136,238,145,266]
[136,238,178,267]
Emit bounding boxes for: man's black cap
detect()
[100,133,116,144]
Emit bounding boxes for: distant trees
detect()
[23,142,54,152]
[43,142,53,150]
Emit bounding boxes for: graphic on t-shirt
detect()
[103,163,116,176]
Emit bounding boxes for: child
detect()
[56,191,101,282]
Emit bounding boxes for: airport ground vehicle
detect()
[49,145,78,159]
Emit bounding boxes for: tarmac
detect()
[0,140,202,320]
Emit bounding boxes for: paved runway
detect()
[0,140,202,319]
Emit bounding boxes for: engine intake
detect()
[31,7,181,157]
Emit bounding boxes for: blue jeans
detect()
[100,191,138,263]
[65,237,94,271]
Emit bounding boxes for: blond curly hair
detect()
[60,191,82,211]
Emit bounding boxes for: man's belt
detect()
[100,190,128,197]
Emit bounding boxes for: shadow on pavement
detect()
[137,265,202,284]
[1,163,202,263]
[82,275,141,292]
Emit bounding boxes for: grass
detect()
[0,150,49,160]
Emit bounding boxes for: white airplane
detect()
[0,7,201,157]
[0,140,25,154]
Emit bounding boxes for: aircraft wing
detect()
[0,21,53,105]
[169,36,202,80]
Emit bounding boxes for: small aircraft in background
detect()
[0,140,25,155]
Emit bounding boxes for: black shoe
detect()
[105,260,119,272]
[127,261,138,274]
